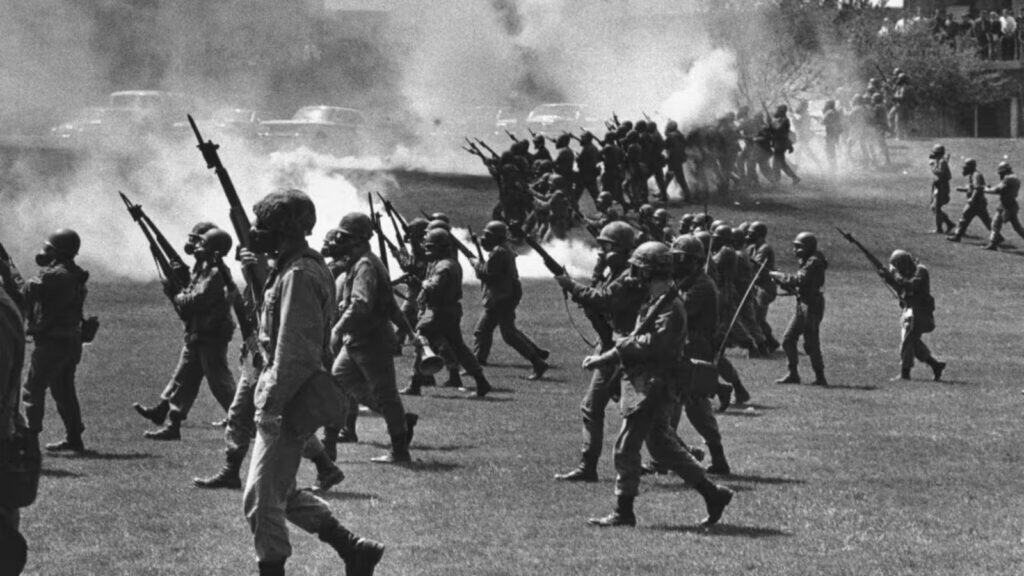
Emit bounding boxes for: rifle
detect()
[368,193,390,272]
[602,282,683,382]
[377,192,409,255]
[520,232,566,278]
[187,115,269,308]
[469,228,484,261]
[642,111,652,122]
[213,257,263,368]
[463,137,486,160]
[873,63,891,88]
[528,128,539,140]
[612,112,621,127]
[119,191,191,304]
[505,129,520,143]
[474,138,499,159]
[835,227,899,300]
[714,260,768,363]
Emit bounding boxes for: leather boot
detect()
[732,380,751,405]
[133,399,169,425]
[45,433,85,452]
[716,383,732,413]
[371,433,411,464]
[587,494,636,527]
[775,369,800,384]
[404,413,419,447]
[443,367,463,389]
[706,443,731,476]
[318,521,385,576]
[399,377,422,396]
[322,427,340,461]
[257,561,285,576]
[554,458,598,482]
[466,372,491,398]
[144,410,182,441]
[311,454,345,492]
[931,360,946,382]
[193,452,243,489]
[696,479,734,527]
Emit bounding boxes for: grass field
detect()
[18,138,1024,575]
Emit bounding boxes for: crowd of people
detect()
[881,7,1024,61]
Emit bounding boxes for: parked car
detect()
[257,106,366,155]
[203,107,263,141]
[49,106,143,145]
[108,90,194,134]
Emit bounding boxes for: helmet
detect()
[997,161,1012,175]
[963,158,977,170]
[427,219,451,231]
[596,191,613,206]
[731,227,748,245]
[694,230,712,251]
[429,212,450,224]
[671,234,704,258]
[407,217,430,237]
[680,213,695,225]
[737,221,750,234]
[653,208,669,226]
[629,241,673,274]
[748,221,767,240]
[337,212,374,240]
[638,204,654,219]
[597,221,636,253]
[635,120,648,132]
[712,224,732,239]
[775,104,788,116]
[47,228,81,258]
[693,214,710,229]
[580,131,594,144]
[889,249,914,273]
[482,221,508,240]
[793,231,817,253]
[422,228,451,252]
[253,188,316,237]
[647,120,658,132]
[665,120,678,132]
[533,134,545,144]
[190,221,217,236]
[930,144,945,158]
[549,174,568,190]
[198,227,233,257]
[710,219,725,231]
[555,134,572,148]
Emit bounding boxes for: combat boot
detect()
[399,378,422,396]
[257,561,285,576]
[465,372,492,398]
[706,443,731,476]
[732,381,751,405]
[696,480,734,527]
[554,459,598,482]
[526,361,550,381]
[133,400,169,425]
[371,433,411,464]
[321,427,340,462]
[144,410,183,441]
[193,453,243,489]
[587,494,636,527]
[811,369,829,387]
[931,361,946,382]
[774,370,801,384]
[404,413,419,447]
[45,434,85,452]
[716,383,732,413]
[318,521,385,576]
[443,370,463,389]
[890,369,911,382]
[312,459,346,492]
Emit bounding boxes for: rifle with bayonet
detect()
[187,115,269,309]
[368,193,391,273]
[469,228,484,261]
[505,129,521,143]
[119,191,191,309]
[376,193,410,257]
[835,227,900,300]
[211,256,262,368]
[418,210,476,261]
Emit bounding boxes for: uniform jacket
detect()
[890,264,935,315]
[964,171,987,207]
[577,143,601,180]
[175,262,234,343]
[600,143,625,176]
[336,248,399,349]
[776,251,828,315]
[750,242,777,295]
[615,289,687,416]
[254,247,335,421]
[989,173,1020,209]
[680,270,718,361]
[665,130,687,165]
[24,260,88,339]
[712,246,739,320]
[931,158,951,195]
[475,243,522,310]
[0,288,25,441]
[417,256,463,332]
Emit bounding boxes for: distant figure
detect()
[928,145,955,234]
[947,158,991,242]
[879,250,946,381]
[983,161,1024,250]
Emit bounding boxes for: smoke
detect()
[660,49,740,131]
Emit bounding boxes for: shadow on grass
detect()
[648,523,793,538]
[363,440,475,452]
[725,473,807,485]
[719,409,763,418]
[49,450,155,461]
[403,459,462,472]
[774,382,878,391]
[427,394,515,403]
[41,467,83,478]
[317,491,379,502]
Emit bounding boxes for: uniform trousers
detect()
[782,301,825,378]
[22,336,83,436]
[473,306,544,368]
[160,338,235,416]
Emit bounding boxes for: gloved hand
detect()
[554,274,574,291]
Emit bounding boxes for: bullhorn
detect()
[415,337,445,376]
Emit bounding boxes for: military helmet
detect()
[653,208,669,222]
[671,234,704,258]
[422,228,452,251]
[427,219,451,231]
[533,133,545,144]
[775,104,788,117]
[930,144,946,158]
[888,249,914,272]
[635,120,648,132]
[190,221,217,236]
[737,221,751,233]
[680,213,695,225]
[47,228,81,258]
[748,221,768,240]
[597,221,636,253]
[580,131,594,144]
[596,191,613,205]
[407,217,430,236]
[253,188,316,237]
[555,134,572,148]
[337,212,374,240]
[997,161,1012,175]
[665,120,679,132]
[429,212,450,224]
[694,230,712,251]
[710,219,725,231]
[629,240,673,274]
[793,231,817,253]
[693,214,710,228]
[638,204,654,218]
[963,158,977,170]
[198,227,233,257]
[712,224,733,240]
[483,220,508,240]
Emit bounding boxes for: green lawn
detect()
[19,138,1024,575]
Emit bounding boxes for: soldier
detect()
[947,158,991,242]
[133,225,237,441]
[769,105,800,185]
[731,227,767,357]
[890,73,911,140]
[0,277,29,574]
[576,131,602,208]
[532,133,552,163]
[709,226,754,408]
[983,161,1024,250]
[771,232,828,387]
[645,121,668,202]
[664,121,692,202]
[746,221,779,352]
[400,228,493,397]
[553,134,577,206]
[21,229,90,452]
[553,222,644,482]
[870,93,892,167]
[240,189,383,576]
[582,241,733,528]
[929,145,955,234]
[879,250,946,381]
[624,142,650,208]
[393,218,430,352]
[599,132,628,211]
[821,100,844,173]
[472,221,550,379]
[677,213,695,235]
[651,208,672,243]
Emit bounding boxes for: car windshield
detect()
[292,108,362,124]
[529,105,580,120]
[212,109,254,123]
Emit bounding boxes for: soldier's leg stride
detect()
[555,365,616,482]
[776,306,804,384]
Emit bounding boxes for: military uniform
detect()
[156,262,236,427]
[600,139,628,210]
[472,243,547,373]
[930,154,955,233]
[949,169,991,241]
[576,138,602,207]
[769,113,800,184]
[0,287,28,574]
[883,257,944,380]
[21,259,89,445]
[774,248,828,385]
[985,170,1024,249]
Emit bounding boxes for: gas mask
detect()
[35,248,55,267]
[480,234,498,252]
[184,234,202,256]
[248,227,280,255]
